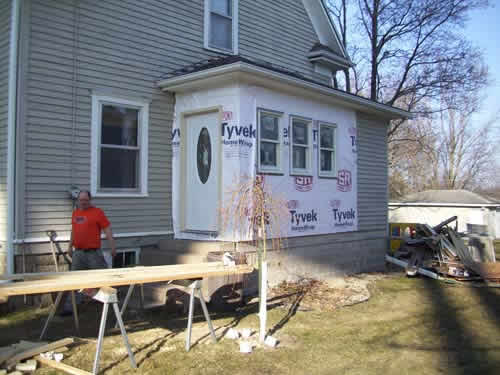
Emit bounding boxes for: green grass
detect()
[2,275,500,375]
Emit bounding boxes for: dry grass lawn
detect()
[1,272,500,375]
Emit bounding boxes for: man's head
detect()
[78,190,92,210]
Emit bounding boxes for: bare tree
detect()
[327,0,351,92]
[356,0,489,137]
[221,175,288,343]
[389,95,498,196]
[437,98,497,190]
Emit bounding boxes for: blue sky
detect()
[465,4,500,129]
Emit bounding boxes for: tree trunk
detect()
[370,1,379,100]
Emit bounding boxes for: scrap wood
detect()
[15,359,37,372]
[5,337,75,367]
[37,356,92,375]
[0,341,46,366]
[468,262,500,281]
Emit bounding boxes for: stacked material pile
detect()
[387,216,500,284]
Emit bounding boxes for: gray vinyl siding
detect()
[239,0,322,83]
[0,0,11,243]
[356,113,389,232]
[20,0,327,241]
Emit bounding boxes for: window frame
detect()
[204,0,239,54]
[289,115,313,176]
[318,121,337,178]
[91,95,149,197]
[112,247,141,268]
[257,108,284,174]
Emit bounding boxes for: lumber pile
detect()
[387,216,500,283]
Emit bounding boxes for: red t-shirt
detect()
[72,207,110,249]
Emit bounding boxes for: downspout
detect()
[6,0,21,275]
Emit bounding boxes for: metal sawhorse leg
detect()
[92,287,136,375]
[39,287,137,375]
[40,291,80,340]
[170,279,217,351]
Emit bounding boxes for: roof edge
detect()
[389,202,500,208]
[158,61,413,120]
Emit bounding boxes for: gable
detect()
[302,0,350,62]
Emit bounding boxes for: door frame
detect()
[179,106,223,233]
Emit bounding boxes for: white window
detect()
[91,95,149,197]
[290,116,313,176]
[204,0,239,53]
[318,122,337,178]
[258,109,283,174]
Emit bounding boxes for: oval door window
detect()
[197,127,211,184]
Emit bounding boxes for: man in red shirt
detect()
[61,190,116,315]
[67,190,116,269]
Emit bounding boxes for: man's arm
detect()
[103,226,116,257]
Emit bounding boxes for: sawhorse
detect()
[40,287,136,375]
[119,278,217,351]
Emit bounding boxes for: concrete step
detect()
[157,239,236,256]
[140,251,208,267]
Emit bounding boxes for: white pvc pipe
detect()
[12,230,174,245]
[385,255,442,280]
[6,0,21,275]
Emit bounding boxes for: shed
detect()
[389,190,500,238]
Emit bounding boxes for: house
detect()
[389,190,500,239]
[0,0,410,284]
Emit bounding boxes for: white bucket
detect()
[239,341,252,354]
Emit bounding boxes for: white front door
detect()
[183,110,220,233]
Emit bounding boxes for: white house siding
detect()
[0,0,12,272]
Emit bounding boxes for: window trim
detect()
[318,121,337,178]
[91,95,149,198]
[289,115,313,176]
[257,108,284,175]
[112,247,141,268]
[204,0,239,54]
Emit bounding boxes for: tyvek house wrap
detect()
[172,83,358,241]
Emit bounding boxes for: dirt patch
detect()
[268,273,385,312]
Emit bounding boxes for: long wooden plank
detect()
[0,263,253,297]
[37,356,92,375]
[2,262,239,283]
[0,262,226,281]
[5,338,75,367]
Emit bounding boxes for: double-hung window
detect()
[204,0,239,53]
[258,109,282,173]
[318,122,336,178]
[91,95,149,197]
[290,116,313,176]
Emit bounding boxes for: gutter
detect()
[389,203,499,208]
[12,230,174,245]
[6,0,21,276]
